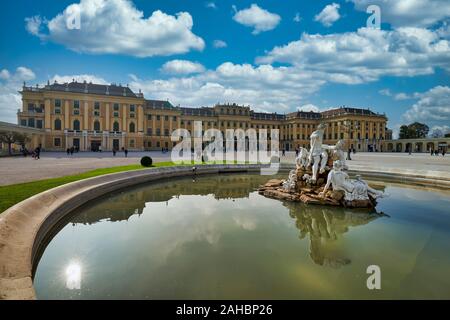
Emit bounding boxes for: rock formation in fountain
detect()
[258,124,385,208]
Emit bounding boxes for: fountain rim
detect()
[0,164,449,300]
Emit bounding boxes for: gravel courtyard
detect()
[0,151,449,186]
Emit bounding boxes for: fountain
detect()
[258,123,385,208]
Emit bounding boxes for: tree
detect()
[445,133,450,138]
[398,122,429,139]
[409,122,429,138]
[399,125,409,139]
[0,131,30,155]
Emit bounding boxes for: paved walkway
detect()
[0,151,449,186]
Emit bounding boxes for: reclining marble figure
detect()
[320,160,384,201]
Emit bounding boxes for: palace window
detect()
[54,119,62,131]
[156,115,160,121]
[94,120,100,132]
[55,99,62,108]
[73,120,80,131]
[20,119,27,126]
[74,100,80,108]
[147,114,152,120]
[36,120,43,129]
[94,102,100,109]
[129,139,135,148]
[173,116,177,121]
[156,141,160,148]
[113,112,119,117]
[130,105,135,112]
[156,128,161,136]
[54,138,61,147]
[164,129,169,136]
[28,118,35,127]
[113,103,119,111]
[129,122,136,133]
[165,115,169,121]
[113,121,120,132]
[147,128,152,135]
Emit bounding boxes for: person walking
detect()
[34,146,41,160]
[113,148,117,157]
[124,149,128,157]
[430,148,434,156]
[443,149,446,157]
[347,148,352,161]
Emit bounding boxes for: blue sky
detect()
[1,0,449,136]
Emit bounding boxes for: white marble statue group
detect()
[294,123,384,202]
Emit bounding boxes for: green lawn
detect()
[0,160,257,214]
[0,161,176,214]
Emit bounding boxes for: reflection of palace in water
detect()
[285,201,386,267]
[71,174,266,225]
[71,174,387,267]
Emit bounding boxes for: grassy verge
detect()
[0,161,175,214]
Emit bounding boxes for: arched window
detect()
[54,119,61,131]
[94,120,100,132]
[129,122,135,133]
[73,120,80,131]
[113,121,120,132]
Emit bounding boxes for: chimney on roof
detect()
[106,86,110,95]
[72,78,75,83]
[123,87,126,96]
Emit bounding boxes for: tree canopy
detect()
[398,122,429,139]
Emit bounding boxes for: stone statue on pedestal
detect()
[307,123,328,183]
[320,160,384,202]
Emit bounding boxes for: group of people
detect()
[430,149,446,156]
[112,147,128,157]
[66,146,79,156]
[21,145,41,159]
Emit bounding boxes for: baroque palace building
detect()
[16,80,390,152]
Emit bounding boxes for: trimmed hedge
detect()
[140,156,153,167]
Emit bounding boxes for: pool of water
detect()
[33,173,450,299]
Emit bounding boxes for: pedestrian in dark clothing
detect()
[70,146,74,155]
[34,146,41,160]
[113,149,117,157]
[443,150,446,157]
[124,149,128,157]
[67,148,70,156]
[347,148,352,160]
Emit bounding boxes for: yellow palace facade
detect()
[17,80,389,152]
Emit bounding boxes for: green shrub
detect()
[140,156,153,167]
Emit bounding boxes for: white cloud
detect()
[298,104,320,112]
[161,60,206,75]
[350,0,450,28]
[256,27,450,84]
[25,15,43,36]
[394,93,412,100]
[0,67,36,123]
[213,39,227,48]
[205,2,217,9]
[0,69,11,80]
[429,125,450,136]
[130,62,324,114]
[233,4,281,35]
[379,89,392,96]
[293,13,302,23]
[50,74,108,84]
[403,86,450,123]
[25,0,205,57]
[315,3,340,27]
